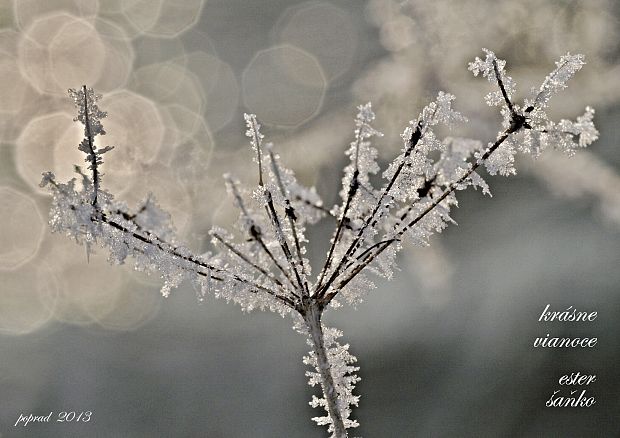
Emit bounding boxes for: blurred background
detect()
[0,0,619,436]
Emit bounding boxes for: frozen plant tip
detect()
[42,50,598,437]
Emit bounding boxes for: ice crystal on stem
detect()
[302,324,360,432]
[532,53,586,110]
[42,50,598,437]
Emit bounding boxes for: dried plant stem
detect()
[304,304,348,438]
[211,232,296,298]
[322,131,513,305]
[267,147,309,290]
[316,169,358,290]
[227,177,300,291]
[316,128,366,290]
[90,209,298,308]
[321,61,521,304]
[250,119,308,295]
[317,125,423,298]
[82,85,99,207]
[46,50,595,436]
[492,58,515,114]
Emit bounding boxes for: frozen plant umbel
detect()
[42,50,597,437]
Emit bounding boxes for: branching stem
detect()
[249,116,307,295]
[91,211,295,308]
[226,176,299,290]
[317,124,422,297]
[212,231,300,302]
[321,130,514,305]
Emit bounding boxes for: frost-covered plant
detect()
[41,50,597,437]
[360,0,620,231]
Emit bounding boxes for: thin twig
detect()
[60,150,296,310]
[317,124,423,297]
[126,230,290,308]
[211,231,299,301]
[316,126,366,290]
[338,175,438,273]
[321,130,514,306]
[226,176,299,290]
[267,146,309,287]
[94,211,296,309]
[263,189,307,292]
[492,58,514,115]
[82,85,99,207]
[247,115,264,186]
[248,116,307,294]
[316,169,358,290]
